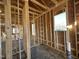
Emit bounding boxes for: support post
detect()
[49,12,53,47]
[74,0,78,57]
[66,0,74,59]
[17,0,22,59]
[38,18,40,44]
[33,14,36,45]
[55,32,58,49]
[0,14,2,59]
[45,14,48,45]
[5,0,12,59]
[23,0,31,59]
[37,18,39,45]
[66,30,72,59]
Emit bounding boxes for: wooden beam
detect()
[11,5,23,11]
[36,18,40,45]
[45,14,48,45]
[10,5,41,15]
[0,11,38,17]
[17,0,22,59]
[30,0,49,10]
[66,0,76,58]
[0,14,5,16]
[49,12,53,47]
[39,17,42,44]
[29,7,42,13]
[5,0,12,59]
[0,1,41,15]
[23,0,31,59]
[42,15,45,44]
[51,0,58,4]
[0,1,23,11]
[74,0,78,57]
[75,1,79,5]
[0,15,2,59]
[40,0,49,8]
[0,1,4,5]
[33,3,44,12]
[32,14,36,45]
[29,11,39,15]
[11,0,23,7]
[34,1,65,20]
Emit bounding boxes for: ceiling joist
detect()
[30,0,49,10]
[0,1,4,5]
[34,0,65,20]
[40,0,49,8]
[51,0,58,4]
[0,1,42,14]
[29,7,42,13]
[29,11,39,15]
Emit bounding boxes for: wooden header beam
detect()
[30,0,49,10]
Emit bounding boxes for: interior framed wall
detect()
[32,0,66,53]
[32,0,79,58]
[0,0,28,59]
[53,9,67,55]
[74,0,79,58]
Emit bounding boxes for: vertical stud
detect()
[0,14,2,59]
[5,0,12,59]
[23,0,31,59]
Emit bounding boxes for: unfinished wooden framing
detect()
[0,12,2,59]
[32,0,66,52]
[0,0,79,59]
[51,0,58,4]
[23,0,31,59]
[30,0,79,59]
[66,0,78,58]
[30,0,49,10]
[74,0,79,58]
[5,0,12,59]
